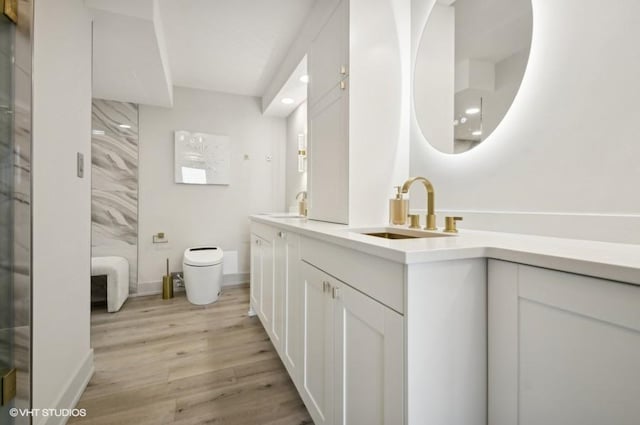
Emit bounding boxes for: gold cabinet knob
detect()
[444,216,463,233]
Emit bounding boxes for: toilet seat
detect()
[183,246,223,267]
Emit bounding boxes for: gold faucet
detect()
[400,176,437,230]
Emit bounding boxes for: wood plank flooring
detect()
[69,286,313,425]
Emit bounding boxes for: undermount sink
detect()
[268,214,306,219]
[351,227,455,239]
[364,232,420,239]
[260,213,306,219]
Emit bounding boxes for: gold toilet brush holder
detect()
[162,258,173,300]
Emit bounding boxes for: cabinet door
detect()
[308,82,349,224]
[489,260,640,425]
[272,230,287,354]
[258,237,274,333]
[283,233,303,381]
[333,281,404,425]
[308,0,348,107]
[300,261,335,425]
[249,234,262,314]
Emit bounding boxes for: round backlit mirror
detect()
[414,0,533,154]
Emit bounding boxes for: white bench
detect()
[91,256,129,312]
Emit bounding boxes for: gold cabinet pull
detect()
[340,80,346,90]
[322,281,331,293]
[332,286,340,299]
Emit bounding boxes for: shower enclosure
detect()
[1,3,32,424]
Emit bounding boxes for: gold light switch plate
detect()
[1,368,17,406]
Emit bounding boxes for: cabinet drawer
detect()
[300,236,404,314]
[251,221,276,242]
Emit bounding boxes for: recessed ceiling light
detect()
[92,129,105,135]
[465,107,481,115]
[460,117,468,124]
[118,124,132,129]
[300,75,309,84]
[472,130,482,136]
[281,98,295,105]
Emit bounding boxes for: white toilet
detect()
[183,246,223,305]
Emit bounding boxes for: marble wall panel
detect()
[91,99,139,291]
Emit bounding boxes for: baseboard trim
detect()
[36,349,94,425]
[134,272,249,297]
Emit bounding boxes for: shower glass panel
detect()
[1,11,16,425]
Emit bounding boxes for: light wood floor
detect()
[70,286,313,425]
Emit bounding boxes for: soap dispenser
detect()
[389,186,408,225]
[296,191,308,217]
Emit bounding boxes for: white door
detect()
[258,237,274,333]
[283,233,302,381]
[308,0,348,107]
[249,234,262,314]
[301,261,335,425]
[489,260,640,425]
[333,281,404,425]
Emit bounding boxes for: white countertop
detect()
[250,214,640,285]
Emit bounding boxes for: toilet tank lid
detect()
[183,246,223,266]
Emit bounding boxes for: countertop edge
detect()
[250,215,640,286]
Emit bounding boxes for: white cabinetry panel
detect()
[308,83,349,224]
[301,261,335,425]
[257,237,274,332]
[489,260,640,425]
[308,0,348,107]
[334,281,404,425]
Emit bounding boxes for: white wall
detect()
[414,3,454,153]
[32,0,93,422]
[349,0,411,226]
[410,0,640,243]
[285,101,307,211]
[138,87,286,292]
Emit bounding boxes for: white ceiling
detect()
[89,0,174,107]
[263,56,307,117]
[158,0,317,97]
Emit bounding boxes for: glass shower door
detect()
[0,11,15,425]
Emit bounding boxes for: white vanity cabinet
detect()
[488,260,640,425]
[251,219,489,425]
[299,259,404,425]
[251,222,405,425]
[299,261,335,425]
[274,229,303,380]
[249,230,274,336]
[250,223,302,365]
[296,235,407,425]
